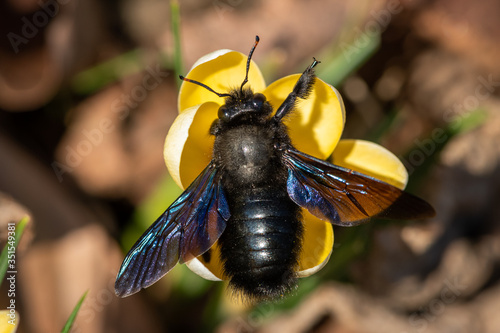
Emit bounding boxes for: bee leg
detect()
[273,58,320,122]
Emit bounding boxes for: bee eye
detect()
[218,105,229,120]
[252,93,266,109]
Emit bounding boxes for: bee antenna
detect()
[179,75,231,98]
[240,35,260,93]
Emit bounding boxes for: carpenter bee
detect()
[115,36,435,301]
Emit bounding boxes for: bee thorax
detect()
[215,125,278,184]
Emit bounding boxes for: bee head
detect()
[217,89,272,124]
[179,36,272,125]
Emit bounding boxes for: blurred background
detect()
[1,0,499,332]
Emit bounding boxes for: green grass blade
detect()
[404,108,488,190]
[317,33,380,86]
[61,290,88,333]
[71,49,145,95]
[0,216,29,284]
[170,0,183,89]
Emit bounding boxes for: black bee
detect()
[115,36,435,301]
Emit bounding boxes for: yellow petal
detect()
[264,75,345,159]
[164,102,218,189]
[297,210,334,276]
[179,50,266,112]
[329,139,408,190]
[187,241,226,281]
[0,310,19,333]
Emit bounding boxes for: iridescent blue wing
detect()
[283,148,435,226]
[115,162,230,297]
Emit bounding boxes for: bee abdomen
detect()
[219,190,303,300]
